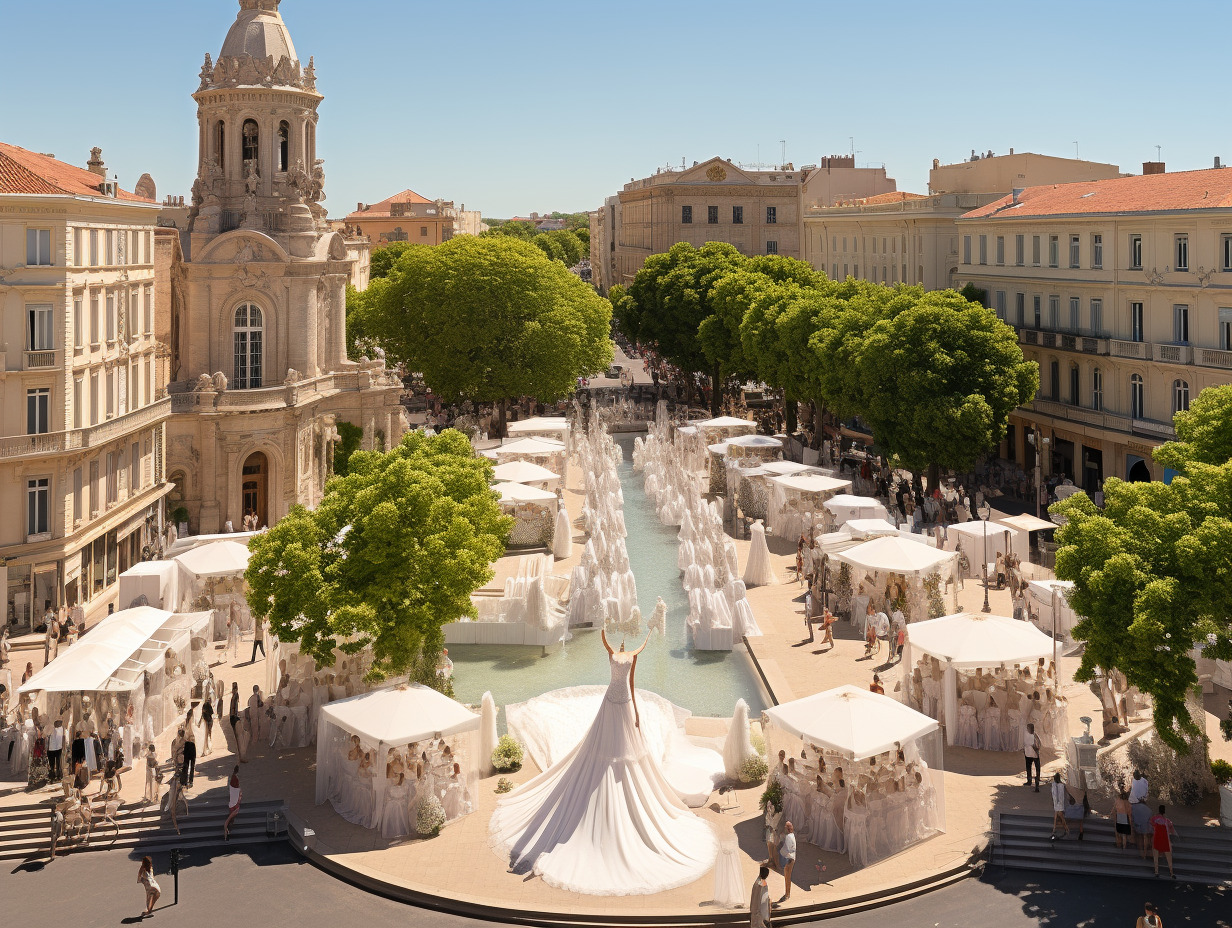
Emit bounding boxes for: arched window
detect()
[233,303,263,390]
[1130,373,1144,419]
[1069,363,1080,406]
[214,120,226,173]
[241,119,259,173]
[278,121,289,172]
[1049,360,1060,400]
[1173,379,1190,414]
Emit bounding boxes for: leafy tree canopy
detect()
[1054,385,1232,750]
[370,241,420,280]
[246,430,512,688]
[364,236,612,405]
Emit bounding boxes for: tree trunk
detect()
[784,392,797,436]
[927,462,941,495]
[710,363,722,417]
[495,399,508,439]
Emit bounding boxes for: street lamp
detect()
[1027,431,1051,519]
[978,500,992,613]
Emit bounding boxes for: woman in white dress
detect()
[955,697,980,750]
[332,735,363,819]
[379,759,412,840]
[781,759,811,843]
[809,775,844,853]
[743,521,777,587]
[844,790,872,869]
[443,762,471,820]
[488,629,718,896]
[980,695,1003,752]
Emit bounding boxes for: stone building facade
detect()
[0,144,170,629]
[166,0,405,534]
[344,189,485,246]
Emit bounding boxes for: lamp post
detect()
[978,501,992,613]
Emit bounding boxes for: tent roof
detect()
[1027,579,1074,595]
[491,460,561,484]
[495,481,558,503]
[506,416,569,434]
[761,461,819,476]
[174,539,251,577]
[770,473,851,495]
[727,434,782,448]
[836,535,957,574]
[845,518,901,538]
[907,612,1056,668]
[19,606,174,694]
[696,415,757,429]
[494,437,566,454]
[824,494,883,512]
[319,684,479,746]
[947,519,1019,539]
[999,514,1057,534]
[120,560,179,578]
[765,684,939,760]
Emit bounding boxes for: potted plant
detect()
[1213,759,1232,826]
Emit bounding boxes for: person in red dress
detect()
[1148,805,1177,878]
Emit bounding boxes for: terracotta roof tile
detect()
[961,168,1232,221]
[345,188,432,219]
[0,142,151,201]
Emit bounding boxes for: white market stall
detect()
[116,560,180,611]
[767,473,853,540]
[902,612,1059,750]
[1026,579,1079,644]
[998,513,1056,563]
[174,540,253,641]
[835,536,960,627]
[945,520,1022,579]
[490,460,562,489]
[483,437,568,481]
[316,685,481,837]
[506,415,570,444]
[824,494,890,531]
[495,481,560,549]
[710,434,782,495]
[763,685,945,869]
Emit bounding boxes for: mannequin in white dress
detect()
[488,629,718,896]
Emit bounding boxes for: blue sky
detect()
[1,1,1227,218]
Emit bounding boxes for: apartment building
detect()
[957,162,1232,487]
[803,152,1122,290]
[0,143,170,631]
[344,189,486,246]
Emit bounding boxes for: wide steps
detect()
[0,796,287,860]
[995,812,1232,887]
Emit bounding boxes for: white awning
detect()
[506,416,569,435]
[845,518,901,538]
[495,437,566,454]
[19,606,174,694]
[906,612,1056,669]
[770,473,852,495]
[495,482,559,503]
[836,536,958,575]
[998,514,1057,534]
[761,461,820,476]
[491,460,561,485]
[174,539,251,578]
[695,415,757,429]
[765,685,939,760]
[318,684,479,747]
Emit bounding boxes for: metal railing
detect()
[0,396,171,461]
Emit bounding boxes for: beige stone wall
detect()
[929,152,1123,194]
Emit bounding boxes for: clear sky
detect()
[1,0,1228,219]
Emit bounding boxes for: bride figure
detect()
[488,629,717,896]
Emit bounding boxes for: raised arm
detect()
[629,655,641,729]
[600,627,614,656]
[631,629,653,656]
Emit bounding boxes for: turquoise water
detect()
[449,435,768,721]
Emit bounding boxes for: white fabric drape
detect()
[552,505,573,559]
[480,691,499,776]
[722,699,755,780]
[943,662,958,747]
[743,521,778,586]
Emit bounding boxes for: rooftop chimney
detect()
[1216,156,1223,169]
[86,146,106,177]
[1142,161,1166,176]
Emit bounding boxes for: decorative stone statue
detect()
[287,158,309,202]
[283,368,302,384]
[244,164,260,198]
[198,53,213,90]
[309,160,326,202]
[303,55,317,91]
[193,373,215,392]
[211,371,228,392]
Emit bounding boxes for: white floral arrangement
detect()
[416,793,447,837]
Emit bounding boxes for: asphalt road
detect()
[2,845,1228,928]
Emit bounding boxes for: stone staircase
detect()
[993,811,1232,886]
[0,793,289,861]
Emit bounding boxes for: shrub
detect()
[416,794,446,837]
[759,775,783,813]
[1212,759,1232,785]
[492,735,524,772]
[739,754,768,784]
[750,731,766,756]
[494,777,514,794]
[1127,732,1217,805]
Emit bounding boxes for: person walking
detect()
[143,743,161,804]
[820,608,835,651]
[1024,723,1041,791]
[47,719,65,780]
[137,855,161,917]
[749,864,771,928]
[228,682,242,759]
[1129,769,1150,803]
[248,684,265,743]
[1049,772,1069,840]
[48,807,64,860]
[1112,787,1133,849]
[165,769,189,835]
[803,589,815,643]
[181,709,197,788]
[250,616,265,663]
[776,821,796,906]
[1136,901,1162,928]
[223,765,242,841]
[199,695,214,757]
[894,623,907,664]
[1149,805,1177,878]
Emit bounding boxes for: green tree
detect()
[534,234,565,262]
[1053,385,1232,750]
[246,430,512,689]
[546,230,584,266]
[856,288,1038,485]
[370,241,419,280]
[364,236,612,433]
[332,421,364,477]
[344,283,370,360]
[574,227,590,250]
[481,220,537,240]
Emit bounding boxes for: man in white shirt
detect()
[776,821,797,905]
[749,865,770,928]
[47,720,65,780]
[1129,769,1149,804]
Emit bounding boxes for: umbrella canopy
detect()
[837,535,957,575]
[695,415,757,429]
[19,606,174,694]
[495,481,559,504]
[319,684,479,747]
[906,612,1056,669]
[999,514,1057,534]
[726,434,782,449]
[495,437,566,454]
[491,460,561,485]
[824,494,883,513]
[174,539,251,577]
[506,416,569,434]
[771,473,852,495]
[761,461,820,476]
[765,684,938,760]
[845,518,901,538]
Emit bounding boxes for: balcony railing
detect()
[0,396,171,461]
[1152,343,1193,364]
[1108,339,1148,359]
[1018,328,1107,355]
[1132,418,1178,440]
[1030,398,1132,435]
[168,367,393,414]
[1195,347,1232,369]
[24,349,58,370]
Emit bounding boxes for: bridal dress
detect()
[742,521,778,587]
[379,777,412,839]
[488,651,718,895]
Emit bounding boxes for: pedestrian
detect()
[869,674,884,695]
[48,807,64,860]
[1024,723,1041,790]
[749,864,771,928]
[200,694,214,757]
[820,607,835,650]
[1049,772,1069,840]
[144,743,161,803]
[137,855,161,916]
[248,684,265,743]
[1129,769,1149,803]
[223,765,242,841]
[803,589,814,643]
[776,821,796,906]
[894,624,906,664]
[1132,793,1153,858]
[1136,902,1162,928]
[47,719,65,780]
[1149,805,1177,878]
[181,709,197,788]
[165,769,189,835]
[1062,790,1089,840]
[229,682,242,759]
[1112,786,1133,849]
[21,661,33,686]
[250,615,265,662]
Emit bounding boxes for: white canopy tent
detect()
[761,461,822,477]
[767,473,853,539]
[945,520,1022,577]
[845,518,901,539]
[491,460,561,487]
[836,536,960,626]
[1026,579,1078,643]
[483,437,568,481]
[19,607,173,695]
[495,482,559,549]
[763,685,945,868]
[174,539,250,577]
[506,416,569,438]
[173,539,253,640]
[998,513,1056,561]
[117,560,181,611]
[824,494,890,529]
[316,685,481,832]
[837,536,958,576]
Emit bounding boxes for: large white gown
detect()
[742,521,778,587]
[488,651,718,895]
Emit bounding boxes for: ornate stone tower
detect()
[166,0,405,535]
